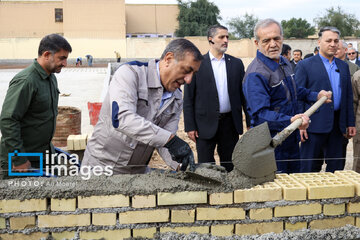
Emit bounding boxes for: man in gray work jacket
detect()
[82,39,203,175]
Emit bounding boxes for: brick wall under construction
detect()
[1,170,360,239]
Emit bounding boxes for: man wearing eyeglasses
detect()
[347,48,360,67]
[296,26,356,173]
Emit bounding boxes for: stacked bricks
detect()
[1,171,360,239]
[67,134,90,150]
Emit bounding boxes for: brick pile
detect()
[1,170,360,239]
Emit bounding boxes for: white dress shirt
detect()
[209,51,231,113]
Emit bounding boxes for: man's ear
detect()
[164,52,175,65]
[42,51,52,59]
[254,39,259,48]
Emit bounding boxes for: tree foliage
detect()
[175,0,221,37]
[227,13,258,39]
[314,6,360,37]
[281,18,316,38]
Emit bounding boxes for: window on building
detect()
[55,8,63,22]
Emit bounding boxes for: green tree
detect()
[314,6,360,37]
[281,18,316,38]
[227,13,258,39]
[175,0,221,37]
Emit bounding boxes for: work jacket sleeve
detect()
[109,65,171,148]
[0,78,33,166]
[296,86,318,104]
[243,73,291,132]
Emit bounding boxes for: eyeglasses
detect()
[348,52,356,55]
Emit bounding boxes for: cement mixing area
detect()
[1,65,360,240]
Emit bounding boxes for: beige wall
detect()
[125,4,178,35]
[63,0,126,39]
[0,1,63,38]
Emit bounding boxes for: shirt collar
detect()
[33,59,52,80]
[209,51,225,61]
[257,50,287,72]
[319,53,335,66]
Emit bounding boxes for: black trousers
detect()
[196,112,238,172]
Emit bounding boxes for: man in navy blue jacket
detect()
[295,26,356,172]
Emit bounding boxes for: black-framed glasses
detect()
[348,52,356,55]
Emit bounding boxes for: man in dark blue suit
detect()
[295,26,356,172]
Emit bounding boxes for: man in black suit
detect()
[183,24,250,172]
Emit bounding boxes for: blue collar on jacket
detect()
[256,50,288,72]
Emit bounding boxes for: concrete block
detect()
[323,203,345,216]
[67,135,76,150]
[274,203,321,217]
[347,202,360,213]
[249,208,273,220]
[158,191,207,205]
[234,182,282,203]
[285,222,307,231]
[0,232,49,240]
[80,229,131,240]
[0,198,47,213]
[132,195,156,208]
[133,228,157,238]
[120,209,169,224]
[73,135,81,150]
[51,198,76,212]
[160,226,209,234]
[275,174,307,200]
[52,231,77,240]
[9,216,35,230]
[211,224,234,237]
[78,194,129,209]
[335,170,360,195]
[38,214,90,228]
[92,213,116,226]
[291,172,354,199]
[310,216,354,229]
[209,192,233,205]
[171,209,195,223]
[197,207,245,220]
[235,222,283,235]
[0,217,6,229]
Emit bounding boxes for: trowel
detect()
[232,95,330,179]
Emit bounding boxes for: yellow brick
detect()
[335,170,360,195]
[38,214,90,228]
[234,182,282,203]
[92,213,116,226]
[291,172,354,199]
[0,217,6,229]
[73,135,81,150]
[51,198,76,211]
[120,209,169,224]
[285,222,307,231]
[356,217,360,228]
[274,203,321,217]
[158,191,207,205]
[80,229,131,240]
[0,199,47,213]
[79,134,88,149]
[275,174,307,201]
[160,226,209,234]
[9,216,35,230]
[132,195,156,208]
[347,202,360,213]
[78,194,129,209]
[67,135,75,150]
[249,208,273,220]
[171,209,195,223]
[133,228,157,238]
[310,216,354,229]
[235,222,283,235]
[211,224,234,237]
[52,231,77,240]
[323,203,345,216]
[209,192,233,205]
[0,232,48,240]
[197,207,245,220]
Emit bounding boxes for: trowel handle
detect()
[271,94,329,148]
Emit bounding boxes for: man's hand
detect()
[344,127,357,139]
[291,114,310,130]
[300,129,308,142]
[187,130,198,143]
[165,135,195,171]
[12,160,31,172]
[317,90,332,103]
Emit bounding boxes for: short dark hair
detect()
[318,26,341,38]
[38,34,72,56]
[314,46,319,53]
[207,24,228,40]
[281,44,291,56]
[293,49,302,56]
[160,38,203,62]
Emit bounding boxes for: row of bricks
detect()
[67,134,91,150]
[0,216,357,240]
[3,202,360,229]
